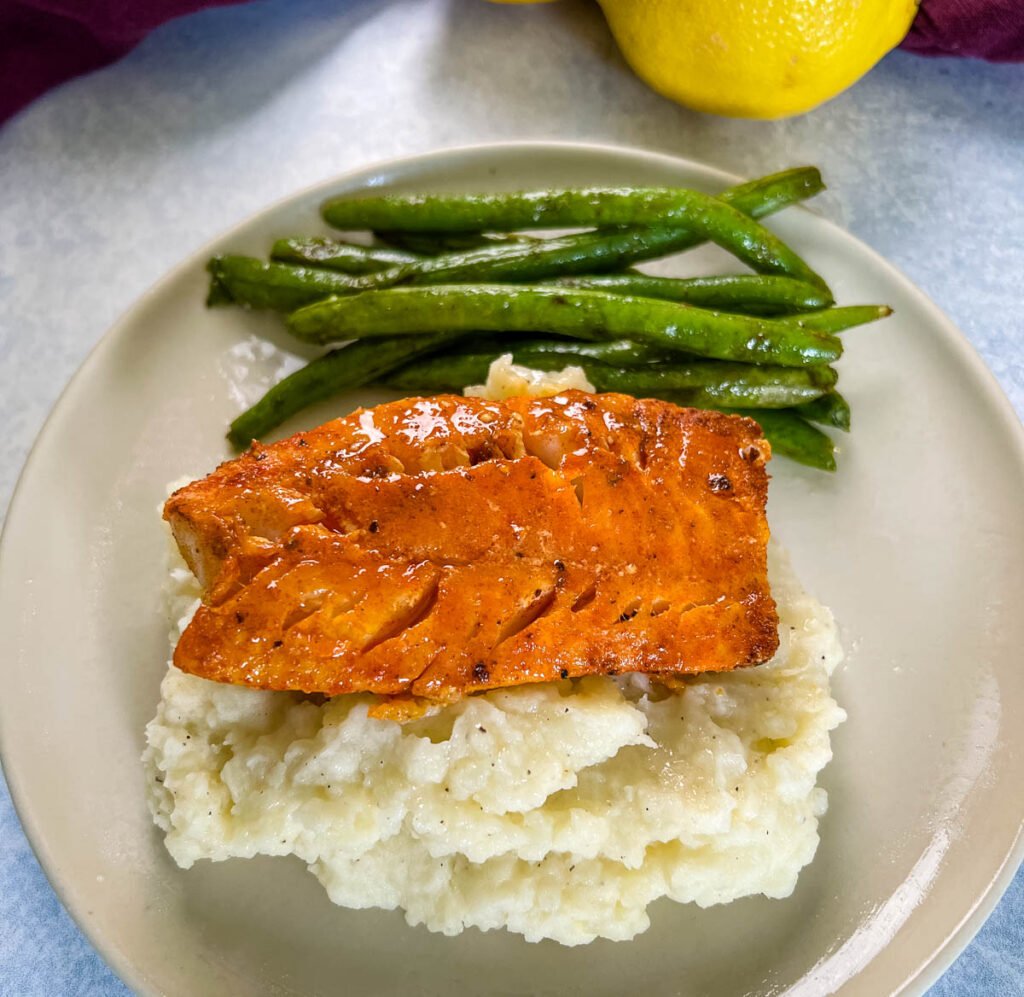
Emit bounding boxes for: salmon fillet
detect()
[165,392,777,713]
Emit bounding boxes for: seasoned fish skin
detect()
[165,392,777,705]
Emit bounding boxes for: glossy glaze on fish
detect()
[165,392,777,713]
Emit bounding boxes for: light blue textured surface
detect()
[0,1,1022,994]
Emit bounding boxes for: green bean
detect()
[796,390,851,431]
[287,285,842,368]
[782,305,892,335]
[209,261,872,339]
[384,351,833,408]
[374,167,825,271]
[624,385,827,411]
[373,231,540,255]
[324,185,827,290]
[586,362,835,398]
[544,274,833,314]
[325,182,810,234]
[271,238,421,273]
[721,167,824,218]
[206,271,235,307]
[371,228,716,288]
[348,169,825,291]
[726,409,837,471]
[220,233,707,310]
[227,332,463,447]
[448,336,677,367]
[380,353,506,392]
[369,168,824,263]
[207,256,360,311]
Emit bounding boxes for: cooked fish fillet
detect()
[165,392,777,710]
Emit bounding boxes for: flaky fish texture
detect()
[165,392,777,714]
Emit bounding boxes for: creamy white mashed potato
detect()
[144,364,845,945]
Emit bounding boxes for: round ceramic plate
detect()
[1,143,1022,997]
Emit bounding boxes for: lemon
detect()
[488,0,918,119]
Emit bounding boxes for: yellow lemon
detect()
[488,0,918,119]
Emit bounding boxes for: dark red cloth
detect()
[1,0,1022,127]
[901,0,1024,60]
[0,0,248,123]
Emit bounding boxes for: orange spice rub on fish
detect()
[165,392,778,714]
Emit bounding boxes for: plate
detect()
[1,142,1022,997]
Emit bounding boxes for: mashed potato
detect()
[144,363,845,945]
